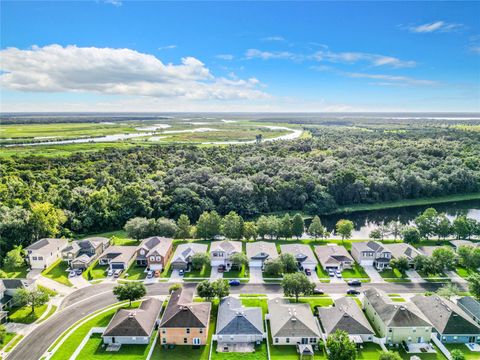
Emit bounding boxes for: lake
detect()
[317,199,480,239]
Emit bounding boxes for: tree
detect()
[326,330,356,360]
[243,221,257,241]
[414,208,438,240]
[388,221,404,242]
[378,351,402,360]
[450,349,466,360]
[457,245,480,269]
[191,252,209,271]
[197,280,216,301]
[113,282,146,307]
[29,202,66,241]
[279,253,297,273]
[3,245,25,270]
[0,324,5,345]
[256,216,269,240]
[369,229,382,241]
[124,217,152,240]
[292,213,304,239]
[432,247,456,272]
[389,256,409,275]
[13,288,50,313]
[402,226,421,244]
[308,216,325,239]
[279,214,292,239]
[281,272,315,302]
[176,214,191,239]
[230,252,248,268]
[468,273,480,300]
[196,211,222,240]
[222,211,244,240]
[155,217,178,237]
[168,283,182,293]
[264,259,283,277]
[212,279,230,299]
[377,223,391,241]
[436,283,460,299]
[453,216,474,239]
[435,214,452,240]
[336,219,354,243]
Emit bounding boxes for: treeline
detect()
[1,125,479,254]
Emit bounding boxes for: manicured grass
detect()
[38,284,58,297]
[79,230,139,246]
[42,259,73,287]
[122,263,147,280]
[223,264,247,279]
[76,332,157,359]
[211,343,268,360]
[445,344,478,360]
[8,304,48,324]
[316,265,331,281]
[379,269,411,283]
[37,305,58,323]
[51,302,140,360]
[342,264,370,280]
[393,345,447,360]
[1,265,29,279]
[455,266,475,279]
[184,264,212,278]
[287,297,334,312]
[241,298,268,316]
[356,343,384,359]
[83,261,109,280]
[0,333,16,351]
[3,335,23,353]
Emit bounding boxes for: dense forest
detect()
[1,125,479,254]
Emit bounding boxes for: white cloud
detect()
[261,36,285,42]
[245,48,301,61]
[216,54,234,60]
[0,44,268,101]
[344,72,439,86]
[470,45,480,55]
[158,44,177,50]
[103,0,122,6]
[408,21,463,33]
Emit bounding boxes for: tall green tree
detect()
[281,272,315,302]
[29,202,66,241]
[468,273,480,300]
[336,219,354,243]
[402,226,421,244]
[176,214,192,239]
[308,216,325,239]
[432,247,456,272]
[191,252,209,271]
[256,216,269,240]
[389,256,409,275]
[196,211,221,239]
[291,213,304,239]
[3,245,25,270]
[155,217,178,237]
[326,330,357,360]
[113,282,146,307]
[197,280,216,301]
[279,253,297,273]
[369,229,382,241]
[230,252,248,268]
[243,221,257,241]
[264,259,283,277]
[222,211,244,240]
[435,214,452,240]
[279,214,292,239]
[124,217,154,240]
[212,279,230,299]
[13,288,50,313]
[414,208,438,240]
[453,216,474,239]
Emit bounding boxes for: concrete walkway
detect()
[36,275,76,296]
[210,266,224,281]
[363,266,386,283]
[446,270,467,283]
[406,269,426,283]
[168,269,184,283]
[69,274,91,289]
[249,267,264,284]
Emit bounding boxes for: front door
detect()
[468,336,475,343]
[193,338,200,345]
[418,337,423,343]
[112,337,115,343]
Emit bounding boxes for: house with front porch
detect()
[62,237,110,270]
[351,241,392,270]
[314,244,354,271]
[98,246,137,270]
[280,244,317,271]
[210,240,242,270]
[0,278,36,310]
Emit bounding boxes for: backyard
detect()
[211,343,268,360]
[42,259,72,286]
[444,344,478,360]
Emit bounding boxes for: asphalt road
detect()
[7,280,467,360]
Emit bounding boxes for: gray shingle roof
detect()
[457,297,480,322]
[268,298,321,338]
[246,242,278,261]
[315,245,353,268]
[412,295,480,335]
[318,297,374,336]
[103,298,162,337]
[99,246,137,264]
[384,243,422,261]
[280,244,317,265]
[210,240,242,255]
[216,297,263,336]
[0,278,34,290]
[26,238,68,255]
[171,243,208,264]
[364,288,431,328]
[139,237,173,258]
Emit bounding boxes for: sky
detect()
[1,1,479,113]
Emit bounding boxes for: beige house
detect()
[98,246,137,270]
[210,240,242,268]
[246,242,279,269]
[170,243,208,270]
[314,244,354,271]
[26,238,68,269]
[280,244,318,271]
[363,288,432,345]
[351,241,392,270]
[383,243,423,268]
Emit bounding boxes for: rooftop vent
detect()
[128,312,135,318]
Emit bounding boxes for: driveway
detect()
[363,265,385,283]
[309,270,320,283]
[249,267,264,284]
[210,266,224,280]
[168,269,184,283]
[406,269,426,283]
[69,274,90,288]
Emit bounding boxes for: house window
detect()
[286,338,290,344]
[454,336,458,340]
[156,256,161,261]
[275,338,279,343]
[388,328,392,332]
[150,256,155,261]
[140,250,145,255]
[162,329,166,334]
[32,257,37,260]
[184,338,188,344]
[310,338,316,343]
[186,328,190,334]
[38,256,43,260]
[162,338,166,344]
[199,329,203,334]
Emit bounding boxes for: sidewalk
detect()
[36,275,76,296]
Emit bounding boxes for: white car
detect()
[336,270,342,278]
[107,269,114,277]
[328,269,335,277]
[68,270,76,278]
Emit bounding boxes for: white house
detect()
[210,240,242,268]
[25,238,68,269]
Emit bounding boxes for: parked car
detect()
[217,265,226,273]
[313,288,324,295]
[113,269,122,278]
[154,270,161,277]
[107,269,114,277]
[328,269,335,277]
[146,270,154,279]
[348,280,362,286]
[229,279,241,286]
[305,268,311,276]
[335,270,342,278]
[68,270,76,278]
[213,235,225,241]
[75,269,83,276]
[178,269,185,276]
[346,289,360,295]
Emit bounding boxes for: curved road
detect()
[7,281,466,360]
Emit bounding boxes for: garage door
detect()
[249,260,263,268]
[360,260,374,266]
[111,263,125,270]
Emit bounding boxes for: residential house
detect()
[135,237,173,271]
[314,245,354,271]
[159,285,211,346]
[418,246,442,257]
[318,297,375,343]
[267,298,321,346]
[0,278,36,310]
[384,243,422,269]
[280,244,318,271]
[363,288,432,345]
[210,240,242,269]
[412,295,480,344]
[170,243,208,270]
[457,296,480,326]
[351,241,392,270]
[450,240,479,252]
[215,296,265,352]
[26,238,68,269]
[98,246,137,270]
[102,297,162,345]
[62,237,110,270]
[246,242,279,269]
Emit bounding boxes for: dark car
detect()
[305,269,311,276]
[313,288,324,295]
[347,280,362,286]
[217,265,226,273]
[346,288,360,295]
[75,268,83,276]
[229,279,241,286]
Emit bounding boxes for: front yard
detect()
[42,259,73,286]
[379,269,411,282]
[455,266,475,279]
[122,263,147,280]
[184,264,212,278]
[8,304,48,324]
[342,264,370,281]
[83,261,108,280]
[223,264,247,279]
[1,265,29,279]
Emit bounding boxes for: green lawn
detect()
[455,266,475,279]
[76,332,156,359]
[3,335,23,353]
[51,303,140,360]
[342,264,370,281]
[122,263,147,280]
[79,230,139,246]
[224,265,247,279]
[393,345,447,360]
[0,333,16,351]
[445,344,478,360]
[184,264,212,278]
[83,261,109,280]
[211,343,268,360]
[42,259,73,287]
[8,304,48,324]
[379,269,411,283]
[315,266,331,283]
[38,284,58,297]
[241,298,268,316]
[287,297,334,312]
[357,343,384,359]
[2,265,29,279]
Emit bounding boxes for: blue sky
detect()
[1,1,479,112]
